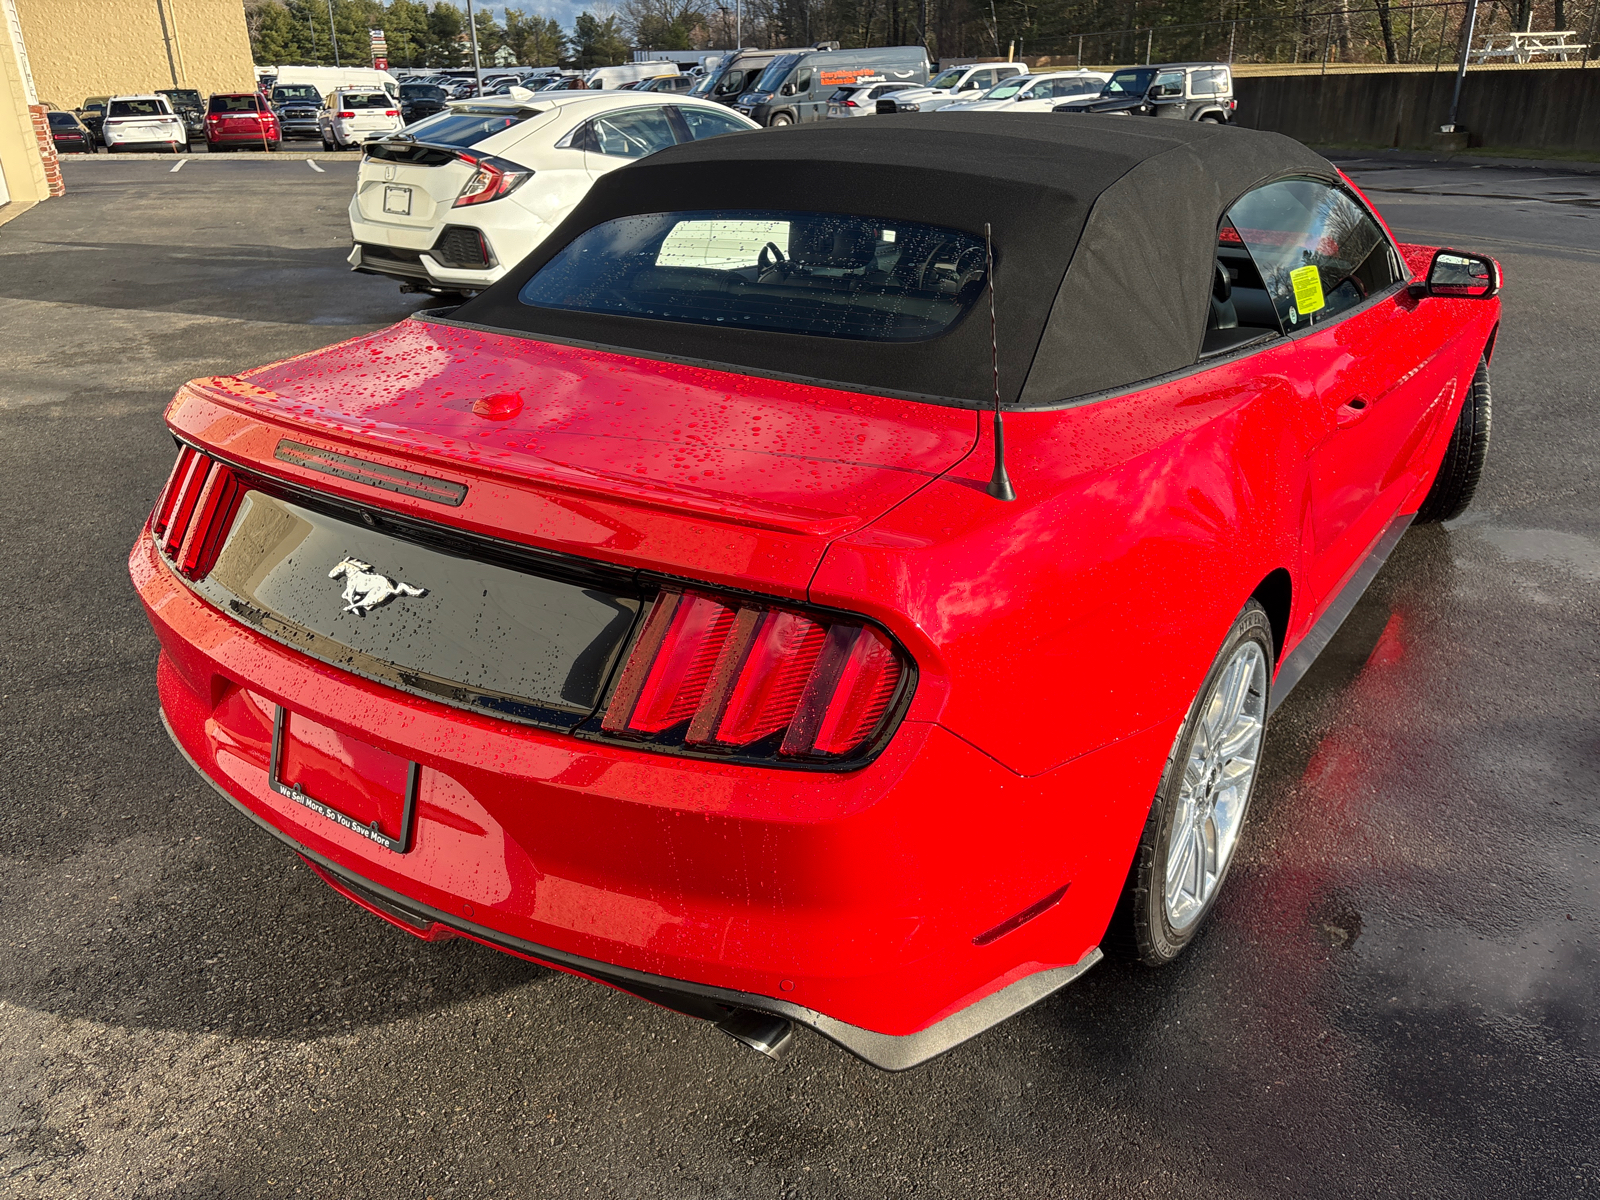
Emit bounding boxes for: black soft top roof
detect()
[454,115,1336,409]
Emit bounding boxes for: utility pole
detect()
[1446,0,1480,129]
[465,0,483,90]
[326,0,340,66]
[735,0,741,48]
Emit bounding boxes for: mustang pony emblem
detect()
[328,558,426,615]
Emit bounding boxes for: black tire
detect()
[1108,600,1274,966]
[1414,356,1492,524]
[768,113,793,126]
[1200,114,1224,124]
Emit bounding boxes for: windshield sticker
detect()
[1291,264,1326,315]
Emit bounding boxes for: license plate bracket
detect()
[383,185,412,215]
[269,705,418,853]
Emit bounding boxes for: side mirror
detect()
[780,83,795,96]
[1409,248,1499,299]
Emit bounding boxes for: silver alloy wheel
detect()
[1163,640,1267,931]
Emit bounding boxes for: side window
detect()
[589,107,678,159]
[1223,178,1403,330]
[1190,68,1224,96]
[677,106,751,142]
[1153,70,1184,98]
[959,72,983,91]
[1024,82,1051,100]
[792,68,812,94]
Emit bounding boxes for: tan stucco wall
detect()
[1,5,49,206]
[17,0,255,109]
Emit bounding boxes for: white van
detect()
[583,62,679,90]
[260,65,400,102]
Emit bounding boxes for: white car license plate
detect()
[383,186,412,216]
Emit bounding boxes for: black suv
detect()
[399,83,449,125]
[1054,62,1235,123]
[157,88,205,141]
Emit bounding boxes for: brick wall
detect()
[26,102,60,196]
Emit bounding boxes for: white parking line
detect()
[169,159,186,173]
[306,159,325,173]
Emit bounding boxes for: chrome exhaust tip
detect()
[716,1010,797,1061]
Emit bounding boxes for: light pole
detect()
[1446,0,1480,130]
[326,0,340,66]
[464,0,484,91]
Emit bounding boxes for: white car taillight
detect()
[452,153,533,207]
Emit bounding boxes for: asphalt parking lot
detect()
[1,152,1597,1199]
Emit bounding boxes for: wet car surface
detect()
[0,154,1595,1197]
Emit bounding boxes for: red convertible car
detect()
[131,118,1499,1069]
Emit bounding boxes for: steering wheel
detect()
[757,241,787,277]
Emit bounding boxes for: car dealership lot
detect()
[1,154,1596,1197]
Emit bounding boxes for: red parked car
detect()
[205,92,280,152]
[130,118,1499,1069]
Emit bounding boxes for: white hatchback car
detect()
[101,95,187,153]
[320,89,405,150]
[941,72,1110,113]
[347,92,758,295]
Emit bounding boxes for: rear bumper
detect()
[132,529,1147,1067]
[207,132,279,147]
[347,241,505,290]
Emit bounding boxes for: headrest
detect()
[788,221,876,269]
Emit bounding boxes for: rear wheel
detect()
[1110,601,1272,965]
[768,113,793,126]
[1414,356,1492,523]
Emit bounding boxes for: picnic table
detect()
[1471,30,1589,62]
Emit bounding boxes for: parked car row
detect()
[342,58,1239,300]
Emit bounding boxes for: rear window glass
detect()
[519,210,988,343]
[108,100,167,117]
[209,95,261,113]
[341,92,392,109]
[48,112,79,127]
[401,106,539,147]
[401,84,446,99]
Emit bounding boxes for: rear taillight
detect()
[150,446,244,580]
[842,100,858,107]
[601,589,908,763]
[385,109,399,117]
[337,110,355,119]
[453,153,533,206]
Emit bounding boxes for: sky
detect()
[475,0,601,34]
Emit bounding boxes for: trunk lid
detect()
[354,151,476,227]
[171,318,978,595]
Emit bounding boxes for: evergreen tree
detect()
[572,11,631,66]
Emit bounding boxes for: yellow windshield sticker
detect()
[1291,264,1325,315]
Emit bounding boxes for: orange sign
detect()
[819,69,880,87]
